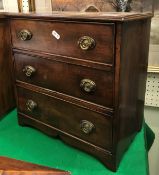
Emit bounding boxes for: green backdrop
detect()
[0,109,149,175]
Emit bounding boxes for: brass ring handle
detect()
[26,100,37,112]
[18,29,32,41]
[78,36,96,50]
[23,65,36,77]
[80,120,95,134]
[80,79,96,93]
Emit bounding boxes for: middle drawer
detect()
[14,53,114,108]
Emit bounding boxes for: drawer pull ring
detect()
[23,65,36,77]
[80,79,96,93]
[18,29,32,41]
[26,100,37,112]
[78,36,96,50]
[80,120,95,134]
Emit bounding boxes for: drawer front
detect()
[14,53,114,108]
[11,20,115,65]
[17,87,113,150]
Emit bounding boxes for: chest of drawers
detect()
[8,12,152,171]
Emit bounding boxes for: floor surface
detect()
[144,106,159,175]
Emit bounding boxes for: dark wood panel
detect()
[18,113,116,171]
[16,81,114,116]
[11,19,115,65]
[113,19,151,168]
[14,53,114,108]
[17,87,113,151]
[13,49,113,71]
[0,18,15,118]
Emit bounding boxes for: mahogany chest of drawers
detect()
[8,12,152,171]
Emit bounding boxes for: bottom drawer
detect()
[17,86,113,151]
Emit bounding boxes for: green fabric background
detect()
[0,109,149,175]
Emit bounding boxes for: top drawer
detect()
[11,20,115,65]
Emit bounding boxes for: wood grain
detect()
[0,156,70,175]
[0,17,15,118]
[4,12,153,22]
[113,19,151,168]
[17,86,113,151]
[11,20,114,65]
[14,53,114,108]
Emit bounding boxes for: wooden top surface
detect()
[0,12,153,22]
